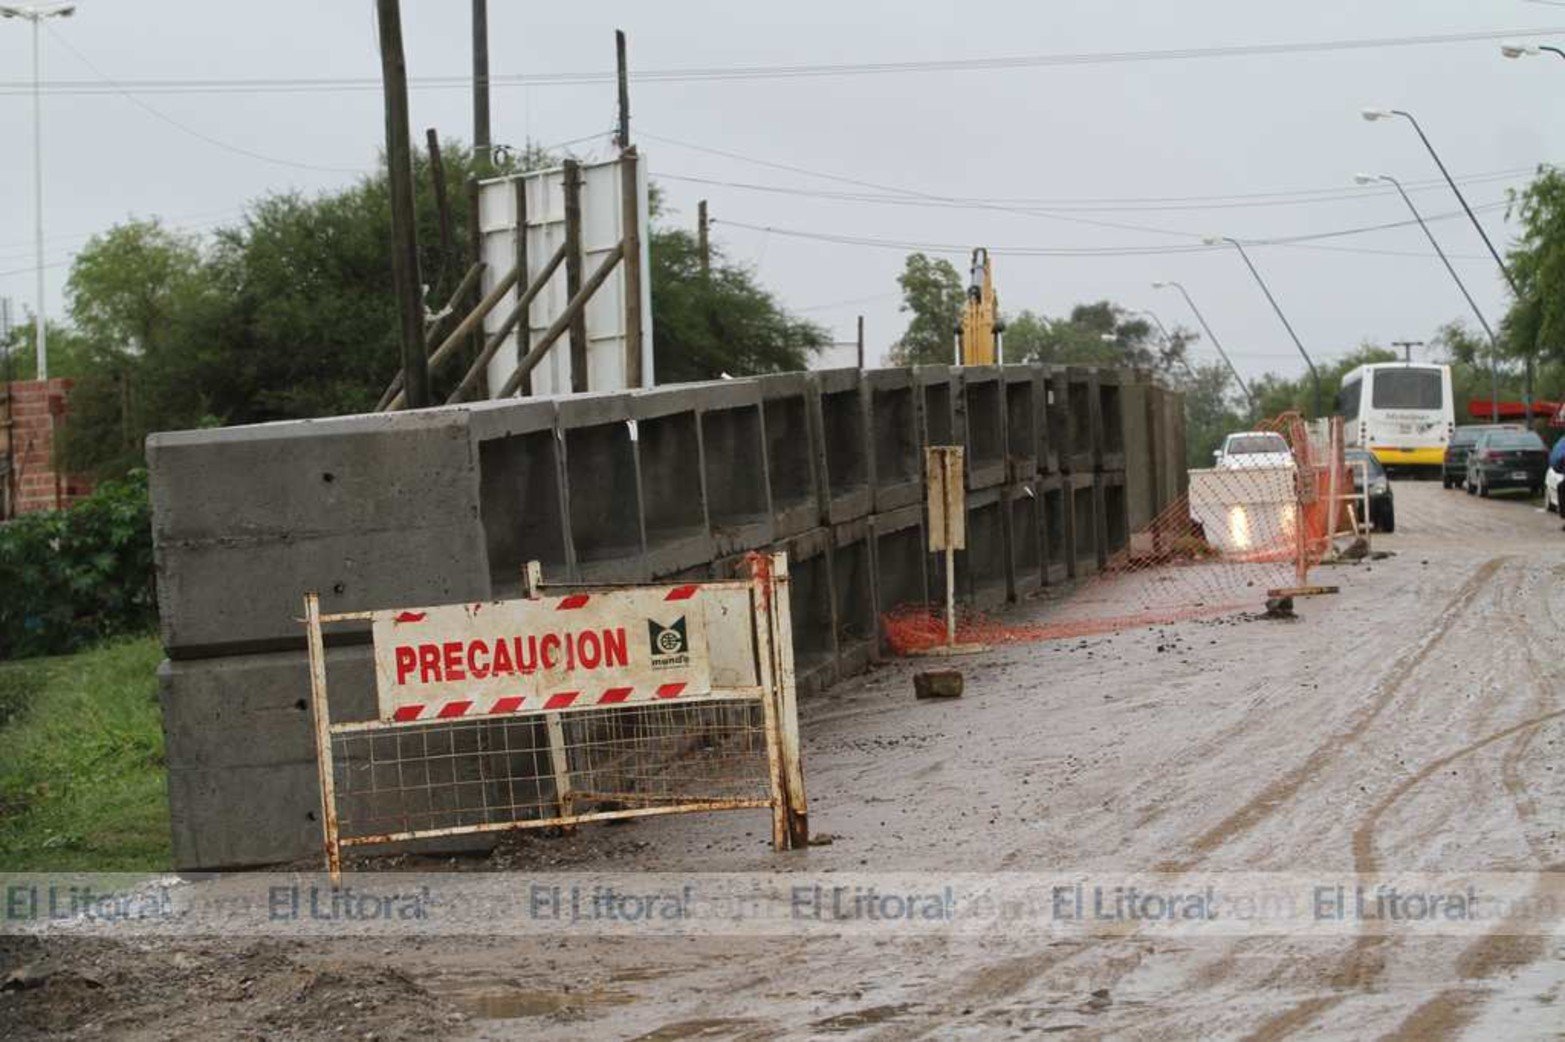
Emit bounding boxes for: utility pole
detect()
[2,4,75,381]
[697,200,710,273]
[614,29,631,151]
[1391,340,1423,365]
[471,0,490,172]
[856,315,865,370]
[375,0,430,408]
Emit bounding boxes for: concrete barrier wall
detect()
[148,362,1184,868]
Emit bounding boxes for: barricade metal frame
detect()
[304,551,807,883]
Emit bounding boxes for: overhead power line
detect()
[657,168,1533,215]
[713,201,1508,259]
[3,26,1563,95]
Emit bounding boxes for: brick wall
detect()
[2,378,93,518]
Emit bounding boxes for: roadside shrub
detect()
[0,470,155,660]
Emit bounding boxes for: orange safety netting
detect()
[884,413,1352,656]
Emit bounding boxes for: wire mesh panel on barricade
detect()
[885,413,1349,652]
[303,552,807,882]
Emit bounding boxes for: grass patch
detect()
[0,634,168,871]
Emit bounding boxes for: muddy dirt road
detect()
[6,481,1564,1040]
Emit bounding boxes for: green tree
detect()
[1003,300,1174,370]
[1178,362,1246,468]
[650,229,827,382]
[1246,343,1398,420]
[888,253,963,366]
[1503,167,1565,366]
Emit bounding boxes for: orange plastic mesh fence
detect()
[884,413,1350,654]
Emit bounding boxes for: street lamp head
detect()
[1353,172,1381,186]
[1361,108,1395,122]
[1501,42,1535,58]
[1152,281,1170,289]
[1201,235,1228,247]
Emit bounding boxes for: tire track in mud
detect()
[1247,557,1563,1041]
[1373,566,1564,1042]
[1157,556,1507,873]
[867,556,1503,1042]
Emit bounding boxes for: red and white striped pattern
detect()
[391,681,689,723]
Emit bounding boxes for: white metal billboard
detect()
[476,155,654,396]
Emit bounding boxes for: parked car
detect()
[1214,431,1294,471]
[1546,436,1565,513]
[1464,429,1548,498]
[1345,447,1394,532]
[1443,424,1520,489]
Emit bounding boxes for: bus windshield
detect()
[1371,368,1442,410]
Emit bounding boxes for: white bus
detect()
[1336,363,1454,469]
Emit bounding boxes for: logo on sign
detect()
[648,617,689,669]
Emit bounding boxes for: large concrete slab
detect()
[148,409,489,656]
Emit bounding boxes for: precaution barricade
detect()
[303,552,807,882]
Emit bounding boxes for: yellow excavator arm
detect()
[958,247,1004,365]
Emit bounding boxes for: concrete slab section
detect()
[758,373,820,539]
[831,517,876,674]
[1003,365,1041,484]
[149,408,489,656]
[812,369,872,524]
[866,368,922,512]
[1004,481,1043,598]
[785,527,837,697]
[697,388,774,557]
[559,394,647,582]
[957,366,1006,489]
[915,365,956,449]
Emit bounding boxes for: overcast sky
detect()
[2,1,1564,381]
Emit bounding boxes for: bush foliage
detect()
[0,470,155,660]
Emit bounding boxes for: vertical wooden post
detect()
[620,148,644,388]
[856,314,864,370]
[471,0,491,172]
[697,199,709,274]
[562,159,588,392]
[426,129,453,280]
[615,29,631,150]
[512,177,531,396]
[375,0,429,409]
[466,175,487,397]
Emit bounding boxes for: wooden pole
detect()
[426,129,453,283]
[697,199,709,274]
[466,174,486,396]
[856,314,864,370]
[615,29,630,151]
[472,0,491,172]
[620,148,644,388]
[562,159,588,392]
[513,177,531,395]
[375,0,430,408]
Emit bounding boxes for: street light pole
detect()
[1356,173,1501,421]
[1363,106,1530,421]
[1152,281,1257,419]
[1,3,74,382]
[1204,236,1322,418]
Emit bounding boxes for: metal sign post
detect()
[924,446,986,655]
